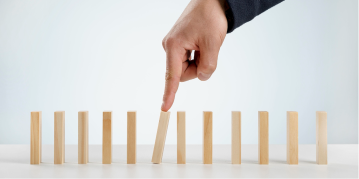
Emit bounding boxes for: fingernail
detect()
[198,72,211,81]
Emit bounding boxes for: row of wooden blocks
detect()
[30,111,328,165]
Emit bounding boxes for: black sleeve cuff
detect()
[225,0,284,33]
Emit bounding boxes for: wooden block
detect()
[287,111,298,165]
[177,111,186,164]
[127,111,136,164]
[258,111,269,164]
[102,111,112,164]
[232,111,241,164]
[151,111,170,164]
[316,111,327,165]
[78,111,88,164]
[203,111,213,164]
[54,111,65,164]
[30,111,42,164]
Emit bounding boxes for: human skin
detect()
[161,0,228,112]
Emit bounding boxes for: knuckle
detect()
[162,38,166,50]
[201,61,217,73]
[164,36,178,48]
[165,70,179,81]
[165,71,172,81]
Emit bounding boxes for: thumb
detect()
[196,39,220,81]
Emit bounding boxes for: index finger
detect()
[161,46,185,112]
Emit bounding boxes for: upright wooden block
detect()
[54,111,65,164]
[258,111,269,164]
[316,111,327,165]
[103,111,112,164]
[232,111,241,164]
[30,111,42,164]
[152,111,171,164]
[177,111,186,164]
[287,111,298,165]
[203,111,213,164]
[127,111,136,164]
[78,111,89,164]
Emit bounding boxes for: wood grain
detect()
[232,111,241,164]
[151,111,170,164]
[127,111,136,164]
[103,111,112,164]
[78,111,88,164]
[316,111,327,165]
[30,111,42,164]
[258,111,269,164]
[203,111,213,164]
[177,111,186,164]
[287,111,298,165]
[54,111,65,164]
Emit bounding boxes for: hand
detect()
[161,0,228,112]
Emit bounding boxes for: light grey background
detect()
[0,0,357,145]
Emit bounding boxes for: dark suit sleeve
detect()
[225,0,284,33]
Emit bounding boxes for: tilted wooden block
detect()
[30,111,42,164]
[177,111,186,164]
[54,111,65,164]
[287,111,298,165]
[152,111,170,164]
[78,111,89,164]
[127,111,136,164]
[232,111,241,164]
[258,111,269,164]
[203,111,213,164]
[103,111,112,164]
[316,111,327,165]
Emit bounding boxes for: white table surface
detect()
[0,144,357,178]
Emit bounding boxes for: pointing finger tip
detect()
[161,103,166,112]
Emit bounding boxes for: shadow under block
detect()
[152,111,171,164]
[316,111,327,165]
[30,111,42,164]
[177,111,186,164]
[232,111,241,164]
[103,111,112,164]
[258,111,269,164]
[78,111,89,164]
[54,111,65,164]
[287,111,298,165]
[203,111,213,164]
[127,111,136,164]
